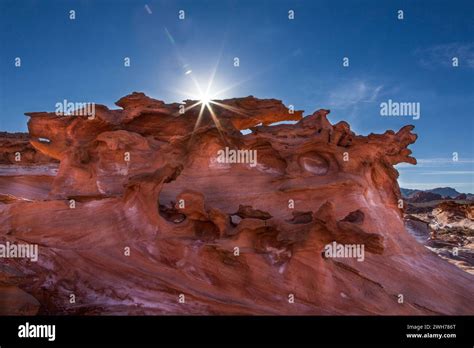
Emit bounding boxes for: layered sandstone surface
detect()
[0,92,472,315]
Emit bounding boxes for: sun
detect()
[171,65,250,147]
[178,73,249,133]
[199,91,212,107]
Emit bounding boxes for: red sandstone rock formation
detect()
[433,201,474,229]
[0,132,58,165]
[0,92,472,315]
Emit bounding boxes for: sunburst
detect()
[163,27,254,144]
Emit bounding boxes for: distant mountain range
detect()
[401,187,474,200]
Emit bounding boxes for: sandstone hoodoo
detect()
[0,92,472,315]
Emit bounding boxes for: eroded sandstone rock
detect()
[0,92,472,315]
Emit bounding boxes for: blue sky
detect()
[1,0,473,192]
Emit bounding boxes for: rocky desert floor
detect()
[405,200,474,274]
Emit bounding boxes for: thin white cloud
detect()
[326,80,383,109]
[417,158,474,164]
[397,158,474,168]
[419,171,474,175]
[398,182,473,188]
[415,43,474,69]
